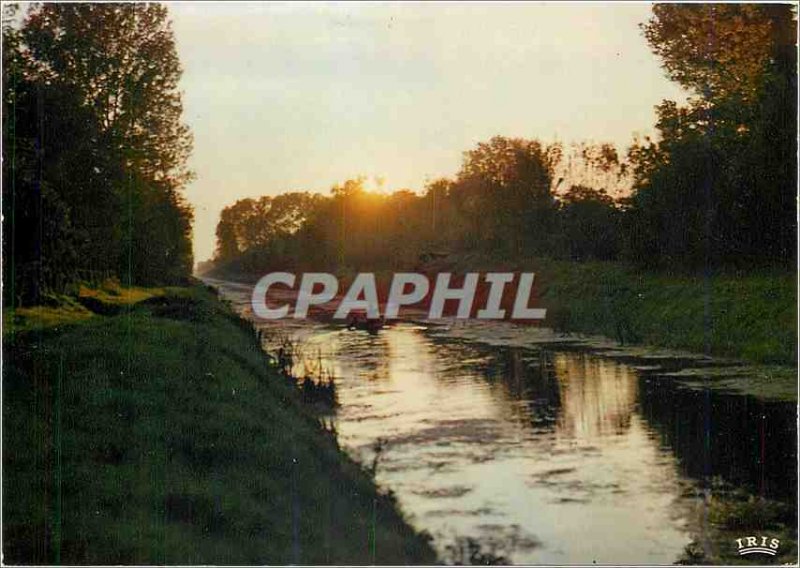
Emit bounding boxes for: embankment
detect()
[531,258,796,366]
[202,254,796,366]
[412,253,795,366]
[3,282,436,564]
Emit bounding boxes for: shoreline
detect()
[200,255,797,364]
[207,276,798,565]
[201,264,797,403]
[3,281,437,564]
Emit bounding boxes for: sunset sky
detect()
[168,2,687,262]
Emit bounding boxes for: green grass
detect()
[3,279,169,337]
[3,298,95,335]
[209,253,796,366]
[532,259,797,366]
[433,252,795,366]
[678,481,797,565]
[3,283,436,564]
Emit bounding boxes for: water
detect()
[207,278,796,564]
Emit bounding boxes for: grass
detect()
[207,254,796,366]
[3,282,436,564]
[678,481,797,565]
[421,252,795,366]
[3,280,168,337]
[76,281,166,305]
[530,259,797,366]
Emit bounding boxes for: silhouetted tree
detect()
[628,4,796,267]
[559,186,621,261]
[3,3,195,302]
[453,136,562,255]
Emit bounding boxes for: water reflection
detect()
[638,376,796,502]
[553,354,638,439]
[208,279,796,565]
[296,325,693,564]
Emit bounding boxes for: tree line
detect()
[209,5,796,277]
[209,139,628,275]
[3,3,194,307]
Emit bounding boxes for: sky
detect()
[167,2,687,262]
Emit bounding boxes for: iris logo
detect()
[735,536,780,556]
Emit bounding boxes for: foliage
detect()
[201,5,792,308]
[453,136,561,255]
[215,192,322,264]
[628,4,796,268]
[642,4,781,106]
[3,3,194,307]
[558,185,622,261]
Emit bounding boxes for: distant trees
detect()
[3,3,193,305]
[215,193,324,272]
[558,186,622,261]
[210,136,629,274]
[451,136,561,255]
[210,4,794,276]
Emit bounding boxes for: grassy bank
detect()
[679,481,797,565]
[422,253,795,366]
[533,259,796,366]
[202,255,796,366]
[3,281,436,564]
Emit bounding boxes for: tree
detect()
[643,5,778,105]
[555,142,630,200]
[3,7,126,303]
[8,3,196,286]
[628,4,797,267]
[559,186,621,261]
[23,4,193,188]
[453,136,562,255]
[213,193,325,271]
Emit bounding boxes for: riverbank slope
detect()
[3,282,436,564]
[532,258,796,366]
[201,255,796,366]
